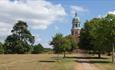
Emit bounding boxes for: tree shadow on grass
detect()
[65,56,110,64]
[65,56,108,59]
[75,60,111,64]
[39,60,56,63]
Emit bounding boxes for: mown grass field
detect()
[0,54,75,70]
[91,55,115,70]
[0,54,114,70]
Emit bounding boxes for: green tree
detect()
[4,20,35,54]
[0,42,4,54]
[79,18,109,58]
[102,14,115,63]
[79,21,95,52]
[50,33,71,58]
[50,34,63,54]
[79,14,115,62]
[32,43,44,54]
[61,37,71,58]
[66,35,78,53]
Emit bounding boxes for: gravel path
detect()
[74,54,100,70]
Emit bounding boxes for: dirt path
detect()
[74,53,100,70]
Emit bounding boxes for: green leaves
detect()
[79,14,115,58]
[50,33,72,53]
[32,43,44,54]
[0,42,4,54]
[4,20,35,54]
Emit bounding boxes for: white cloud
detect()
[96,11,115,18]
[0,0,66,29]
[0,22,12,42]
[0,0,67,43]
[71,5,88,15]
[34,35,42,44]
[41,42,52,48]
[108,11,115,15]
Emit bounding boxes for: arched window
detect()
[76,24,77,27]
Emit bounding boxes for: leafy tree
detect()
[66,35,78,52]
[86,18,104,58]
[43,48,53,53]
[79,14,115,62]
[4,20,35,54]
[79,21,95,51]
[85,18,109,58]
[0,42,4,54]
[50,34,63,53]
[79,18,108,58]
[50,33,71,58]
[32,43,44,54]
[102,14,115,63]
[11,20,35,45]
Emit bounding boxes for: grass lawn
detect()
[93,55,115,70]
[0,54,75,70]
[99,63,115,70]
[0,54,115,70]
[82,54,115,70]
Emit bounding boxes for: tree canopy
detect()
[32,43,44,54]
[79,14,115,61]
[50,33,77,58]
[0,42,4,54]
[4,20,35,54]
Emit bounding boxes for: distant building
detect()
[71,12,81,38]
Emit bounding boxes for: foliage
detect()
[0,42,4,54]
[50,33,71,57]
[32,43,44,54]
[79,21,95,51]
[66,35,78,52]
[43,48,53,53]
[50,33,63,53]
[4,20,35,54]
[79,14,115,59]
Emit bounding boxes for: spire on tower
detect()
[75,12,77,17]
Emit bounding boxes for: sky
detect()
[0,0,115,48]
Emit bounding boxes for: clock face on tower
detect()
[71,12,81,37]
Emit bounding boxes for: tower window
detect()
[76,24,77,27]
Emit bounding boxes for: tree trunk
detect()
[63,51,66,58]
[57,53,59,61]
[107,52,111,56]
[112,43,114,64]
[98,52,101,58]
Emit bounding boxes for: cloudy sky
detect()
[0,0,115,48]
